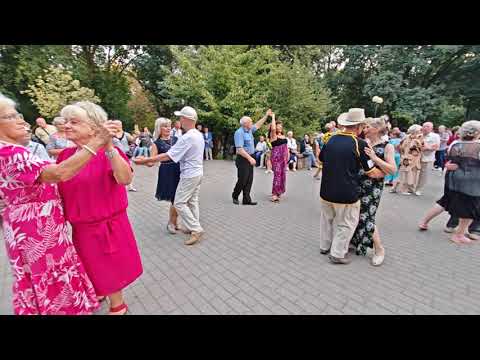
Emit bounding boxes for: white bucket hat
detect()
[174,106,198,121]
[337,108,367,126]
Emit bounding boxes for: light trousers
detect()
[174,175,203,233]
[416,161,434,192]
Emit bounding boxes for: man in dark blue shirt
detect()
[319,108,384,264]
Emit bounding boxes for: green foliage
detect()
[22,65,100,119]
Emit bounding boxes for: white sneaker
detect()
[414,191,422,196]
[401,192,411,196]
[128,187,138,192]
[444,226,457,234]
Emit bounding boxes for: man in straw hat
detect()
[319,108,384,264]
[134,106,205,245]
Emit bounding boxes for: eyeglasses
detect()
[0,113,24,121]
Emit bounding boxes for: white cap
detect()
[174,106,198,122]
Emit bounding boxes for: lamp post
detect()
[372,96,383,117]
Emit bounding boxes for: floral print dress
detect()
[0,143,99,315]
[351,142,387,256]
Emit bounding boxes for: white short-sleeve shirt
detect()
[167,129,205,179]
[422,132,441,162]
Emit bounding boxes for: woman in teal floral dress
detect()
[351,118,397,266]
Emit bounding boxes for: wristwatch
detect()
[105,148,118,160]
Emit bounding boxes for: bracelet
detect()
[82,145,97,156]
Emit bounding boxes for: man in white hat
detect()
[319,108,384,264]
[134,106,205,245]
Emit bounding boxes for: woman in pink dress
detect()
[268,113,289,202]
[57,101,143,315]
[0,94,113,315]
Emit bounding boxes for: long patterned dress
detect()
[0,143,99,315]
[271,138,288,196]
[351,142,387,255]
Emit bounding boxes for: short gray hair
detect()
[459,120,480,140]
[0,93,16,111]
[60,101,107,128]
[154,117,171,138]
[366,117,387,135]
[240,116,251,126]
[52,116,66,126]
[407,124,422,134]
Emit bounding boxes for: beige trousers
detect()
[319,199,360,259]
[416,161,433,192]
[174,175,203,233]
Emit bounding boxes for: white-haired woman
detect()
[150,118,181,234]
[391,124,424,194]
[419,120,480,244]
[351,117,397,266]
[46,116,75,159]
[286,131,298,171]
[57,101,143,315]
[0,94,114,315]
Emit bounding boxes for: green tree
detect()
[22,65,100,119]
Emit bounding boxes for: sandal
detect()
[109,303,128,315]
[418,223,428,231]
[371,248,385,266]
[451,234,473,244]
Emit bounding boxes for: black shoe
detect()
[233,198,239,205]
[320,249,329,255]
[243,201,258,205]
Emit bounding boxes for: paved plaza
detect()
[2,160,480,315]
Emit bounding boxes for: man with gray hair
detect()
[416,121,440,196]
[232,109,272,205]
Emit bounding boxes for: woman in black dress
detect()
[150,117,181,234]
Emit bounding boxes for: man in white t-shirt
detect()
[416,121,440,196]
[134,106,205,245]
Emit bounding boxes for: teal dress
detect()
[385,138,400,183]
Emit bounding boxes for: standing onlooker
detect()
[135,106,206,245]
[112,121,137,192]
[196,124,203,133]
[418,120,480,244]
[264,134,273,173]
[203,127,213,160]
[268,113,289,202]
[34,117,57,146]
[170,120,183,139]
[150,118,181,234]
[286,131,298,171]
[46,117,75,159]
[319,108,384,265]
[391,125,424,194]
[299,134,317,170]
[434,125,450,170]
[416,121,440,196]
[254,135,268,167]
[384,128,401,186]
[447,126,460,146]
[232,109,271,205]
[58,101,143,315]
[23,124,52,162]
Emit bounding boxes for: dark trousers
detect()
[232,156,254,203]
[447,216,480,234]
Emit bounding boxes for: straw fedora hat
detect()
[337,108,367,126]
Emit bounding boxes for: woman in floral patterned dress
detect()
[0,93,114,315]
[268,113,289,202]
[351,118,397,266]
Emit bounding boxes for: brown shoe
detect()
[185,231,204,245]
[328,254,351,265]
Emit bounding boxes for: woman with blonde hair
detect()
[351,117,397,266]
[57,101,143,315]
[0,93,114,315]
[391,124,424,194]
[150,117,181,233]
